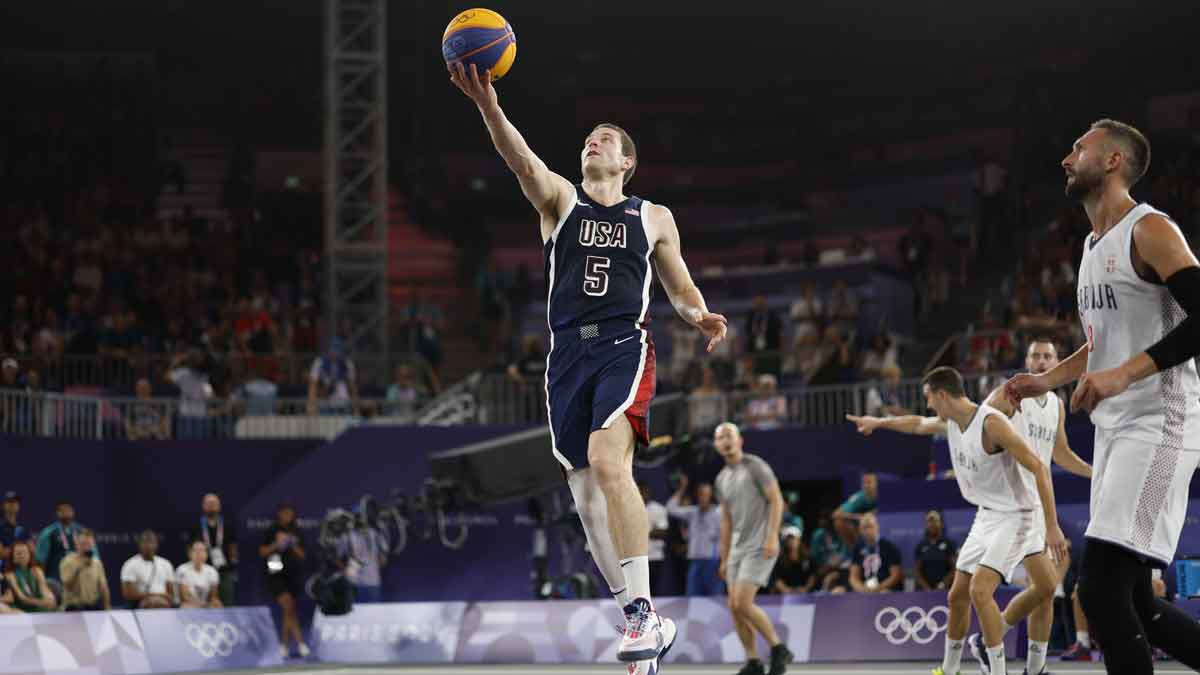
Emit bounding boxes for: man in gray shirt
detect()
[714,422,793,675]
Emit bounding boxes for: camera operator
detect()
[338,507,389,604]
[59,529,110,611]
[259,503,308,659]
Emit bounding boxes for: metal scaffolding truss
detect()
[324,0,388,356]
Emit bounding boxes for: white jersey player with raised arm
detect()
[1076,202,1200,564]
[1013,391,1061,547]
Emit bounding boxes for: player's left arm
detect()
[761,479,785,560]
[1072,214,1200,412]
[1051,397,1092,479]
[985,414,1068,561]
[648,204,728,352]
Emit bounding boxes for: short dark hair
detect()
[1091,119,1151,186]
[592,123,637,185]
[922,366,966,397]
[138,529,158,543]
[1029,336,1058,352]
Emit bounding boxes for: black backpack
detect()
[312,573,354,616]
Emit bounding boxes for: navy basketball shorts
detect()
[545,320,656,471]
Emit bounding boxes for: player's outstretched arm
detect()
[649,205,727,352]
[845,414,946,437]
[1051,397,1092,479]
[1072,215,1200,412]
[1004,345,1088,406]
[448,62,573,228]
[986,415,1068,561]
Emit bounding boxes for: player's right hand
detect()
[717,560,727,581]
[1003,372,1050,406]
[845,414,881,436]
[692,310,728,353]
[1046,524,1069,563]
[448,62,498,110]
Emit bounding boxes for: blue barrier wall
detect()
[4,413,1199,606]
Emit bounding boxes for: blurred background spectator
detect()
[835,473,879,521]
[0,492,28,570]
[191,493,237,606]
[125,377,170,440]
[667,476,724,597]
[176,540,222,608]
[914,510,957,591]
[849,513,904,594]
[5,540,57,612]
[640,481,670,597]
[36,501,90,585]
[772,533,816,595]
[166,351,212,439]
[307,339,357,416]
[120,530,174,609]
[865,366,910,417]
[59,528,109,611]
[385,363,428,417]
[743,374,787,430]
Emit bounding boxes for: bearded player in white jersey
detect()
[1005,119,1200,674]
[979,337,1092,675]
[848,366,1068,675]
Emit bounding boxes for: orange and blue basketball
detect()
[442,8,517,81]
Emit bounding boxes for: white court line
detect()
[292,662,1200,667]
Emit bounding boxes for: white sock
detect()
[942,638,965,673]
[567,470,629,613]
[612,585,632,609]
[620,555,652,609]
[1076,630,1091,648]
[986,644,1006,675]
[1027,640,1048,675]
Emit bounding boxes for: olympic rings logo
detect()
[185,622,240,658]
[873,605,949,645]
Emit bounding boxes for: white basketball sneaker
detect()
[624,616,677,674]
[617,598,670,663]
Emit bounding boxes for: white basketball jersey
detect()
[1013,392,1060,500]
[1076,203,1200,446]
[947,404,1037,512]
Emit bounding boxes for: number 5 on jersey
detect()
[584,255,610,296]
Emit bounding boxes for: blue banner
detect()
[311,602,467,663]
[0,611,150,674]
[135,607,281,672]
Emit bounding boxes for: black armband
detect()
[1145,266,1200,371]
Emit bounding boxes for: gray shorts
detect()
[727,550,778,588]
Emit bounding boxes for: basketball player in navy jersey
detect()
[450,63,727,673]
[1007,119,1200,673]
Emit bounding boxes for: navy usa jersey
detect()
[542,185,657,471]
[544,185,652,333]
